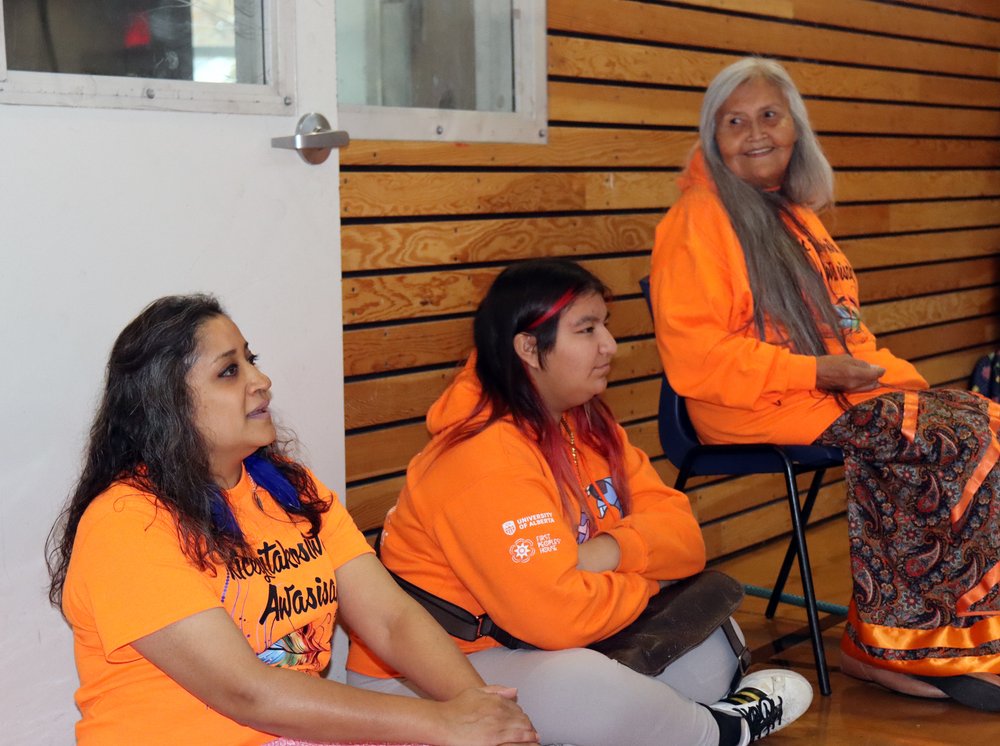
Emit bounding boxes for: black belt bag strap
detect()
[389,569,746,677]
[387,571,533,649]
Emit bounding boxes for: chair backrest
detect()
[638,276,701,468]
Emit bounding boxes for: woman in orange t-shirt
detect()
[651,57,1000,709]
[46,294,537,746]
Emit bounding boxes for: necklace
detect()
[560,416,587,492]
[247,472,264,511]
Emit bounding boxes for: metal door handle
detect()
[272,113,349,165]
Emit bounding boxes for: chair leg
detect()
[780,461,831,696]
[765,468,826,619]
[674,459,694,493]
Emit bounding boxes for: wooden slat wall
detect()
[340,0,1000,560]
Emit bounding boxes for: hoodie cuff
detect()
[605,525,648,575]
[786,354,818,391]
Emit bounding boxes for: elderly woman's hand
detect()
[816,355,885,393]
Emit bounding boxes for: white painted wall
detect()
[0,5,344,742]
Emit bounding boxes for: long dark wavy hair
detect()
[46,294,329,608]
[442,259,630,521]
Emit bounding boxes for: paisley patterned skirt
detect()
[816,389,1000,675]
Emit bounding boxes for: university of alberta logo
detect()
[509,537,535,563]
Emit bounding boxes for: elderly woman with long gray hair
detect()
[650,56,1000,711]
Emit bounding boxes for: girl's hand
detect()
[436,686,539,746]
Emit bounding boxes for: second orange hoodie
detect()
[650,151,927,446]
[347,360,706,678]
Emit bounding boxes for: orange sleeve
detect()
[650,189,817,410]
[428,435,658,650]
[601,426,706,580]
[65,492,220,663]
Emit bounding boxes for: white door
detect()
[0,3,346,742]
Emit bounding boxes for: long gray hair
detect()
[699,57,845,358]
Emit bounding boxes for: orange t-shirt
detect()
[347,361,706,678]
[650,150,927,445]
[63,467,373,745]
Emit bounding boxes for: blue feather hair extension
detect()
[245,454,303,512]
[210,493,242,537]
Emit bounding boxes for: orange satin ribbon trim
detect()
[950,401,1000,526]
[950,435,999,525]
[952,399,1000,615]
[957,561,1000,619]
[841,628,1000,676]
[849,602,1000,651]
[900,390,919,443]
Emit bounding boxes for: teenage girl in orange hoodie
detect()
[347,259,813,746]
[651,57,1000,709]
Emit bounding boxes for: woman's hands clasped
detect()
[816,355,885,393]
[438,686,539,746]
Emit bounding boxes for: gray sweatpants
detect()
[347,623,742,746]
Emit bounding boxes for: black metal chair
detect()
[639,276,842,695]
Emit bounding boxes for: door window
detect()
[335,0,546,143]
[1,0,292,114]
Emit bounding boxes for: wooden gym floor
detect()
[713,516,997,744]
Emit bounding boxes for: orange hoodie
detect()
[650,150,927,445]
[347,360,706,678]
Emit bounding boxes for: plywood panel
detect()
[342,213,661,272]
[823,138,1000,169]
[344,256,651,325]
[691,469,844,524]
[549,36,1000,107]
[347,416,669,485]
[341,170,678,218]
[344,268,499,326]
[840,227,1000,271]
[835,170,1000,203]
[550,81,1000,137]
[881,316,1000,362]
[342,130,1000,170]
[345,336,658,431]
[857,257,1000,304]
[341,169,997,219]
[904,0,1000,21]
[826,200,1000,238]
[863,287,1000,335]
[547,0,1000,78]
[347,421,430,483]
[603,377,661,423]
[701,484,846,560]
[348,476,406,533]
[344,297,654,376]
[344,318,473,377]
[341,202,997,277]
[914,344,998,386]
[673,0,1000,48]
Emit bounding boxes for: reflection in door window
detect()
[337,0,514,113]
[334,0,545,143]
[3,0,265,84]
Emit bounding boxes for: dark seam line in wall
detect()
[343,249,657,280]
[619,0,1000,52]
[340,207,665,226]
[546,28,1000,82]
